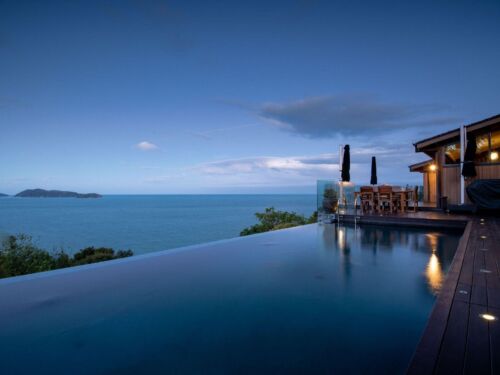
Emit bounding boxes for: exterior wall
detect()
[423,172,437,203]
[441,163,500,205]
[441,166,460,204]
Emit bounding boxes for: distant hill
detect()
[0,193,8,197]
[15,189,102,198]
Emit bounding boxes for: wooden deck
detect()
[407,216,500,375]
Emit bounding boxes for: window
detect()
[475,133,489,163]
[444,129,500,165]
[490,130,500,161]
[471,129,500,164]
[444,142,460,164]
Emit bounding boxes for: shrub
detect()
[0,235,134,279]
[240,207,317,236]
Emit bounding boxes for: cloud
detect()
[196,155,339,176]
[258,94,458,138]
[136,141,158,151]
[187,143,424,187]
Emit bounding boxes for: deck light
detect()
[429,164,437,172]
[480,314,497,321]
[491,151,499,161]
[481,235,487,239]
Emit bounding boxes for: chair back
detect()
[378,185,393,195]
[360,186,374,193]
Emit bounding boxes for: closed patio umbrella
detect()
[341,145,350,182]
[370,156,377,185]
[462,134,477,178]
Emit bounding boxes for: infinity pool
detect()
[0,224,461,374]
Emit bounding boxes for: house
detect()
[409,114,500,207]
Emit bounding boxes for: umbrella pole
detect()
[460,125,465,205]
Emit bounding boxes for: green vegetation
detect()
[240,207,317,236]
[0,234,133,279]
[322,186,339,213]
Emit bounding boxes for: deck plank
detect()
[463,304,490,375]
[490,306,500,375]
[407,217,500,375]
[434,300,469,374]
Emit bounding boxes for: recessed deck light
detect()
[480,314,497,321]
[459,290,468,294]
[480,269,492,274]
[480,235,487,239]
[480,218,484,222]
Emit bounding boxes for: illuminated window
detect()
[491,130,500,162]
[444,143,460,164]
[475,133,490,163]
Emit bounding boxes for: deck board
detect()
[408,216,500,375]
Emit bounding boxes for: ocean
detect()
[0,195,316,255]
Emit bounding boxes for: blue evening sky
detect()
[1,0,499,194]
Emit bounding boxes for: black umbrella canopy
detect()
[370,156,377,185]
[341,145,350,182]
[462,134,477,178]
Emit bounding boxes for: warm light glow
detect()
[337,226,346,251]
[491,151,499,161]
[480,314,497,321]
[429,164,437,172]
[426,233,439,252]
[425,253,443,295]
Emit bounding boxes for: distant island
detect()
[0,193,8,197]
[15,189,102,198]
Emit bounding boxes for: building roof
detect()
[413,113,500,152]
[409,159,434,173]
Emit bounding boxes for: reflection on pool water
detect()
[0,224,461,374]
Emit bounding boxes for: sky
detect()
[1,0,499,194]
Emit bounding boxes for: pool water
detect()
[0,224,461,374]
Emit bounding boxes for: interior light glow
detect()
[491,151,499,161]
[429,164,437,172]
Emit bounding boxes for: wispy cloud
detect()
[195,154,339,176]
[135,141,159,151]
[258,94,459,138]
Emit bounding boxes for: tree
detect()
[0,234,134,279]
[240,207,317,236]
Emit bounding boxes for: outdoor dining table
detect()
[353,187,414,213]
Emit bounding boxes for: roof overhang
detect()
[409,159,434,173]
[413,114,500,153]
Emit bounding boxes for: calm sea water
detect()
[0,195,316,255]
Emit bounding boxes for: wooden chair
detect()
[378,185,394,213]
[360,186,375,213]
[392,186,405,212]
[405,186,419,212]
